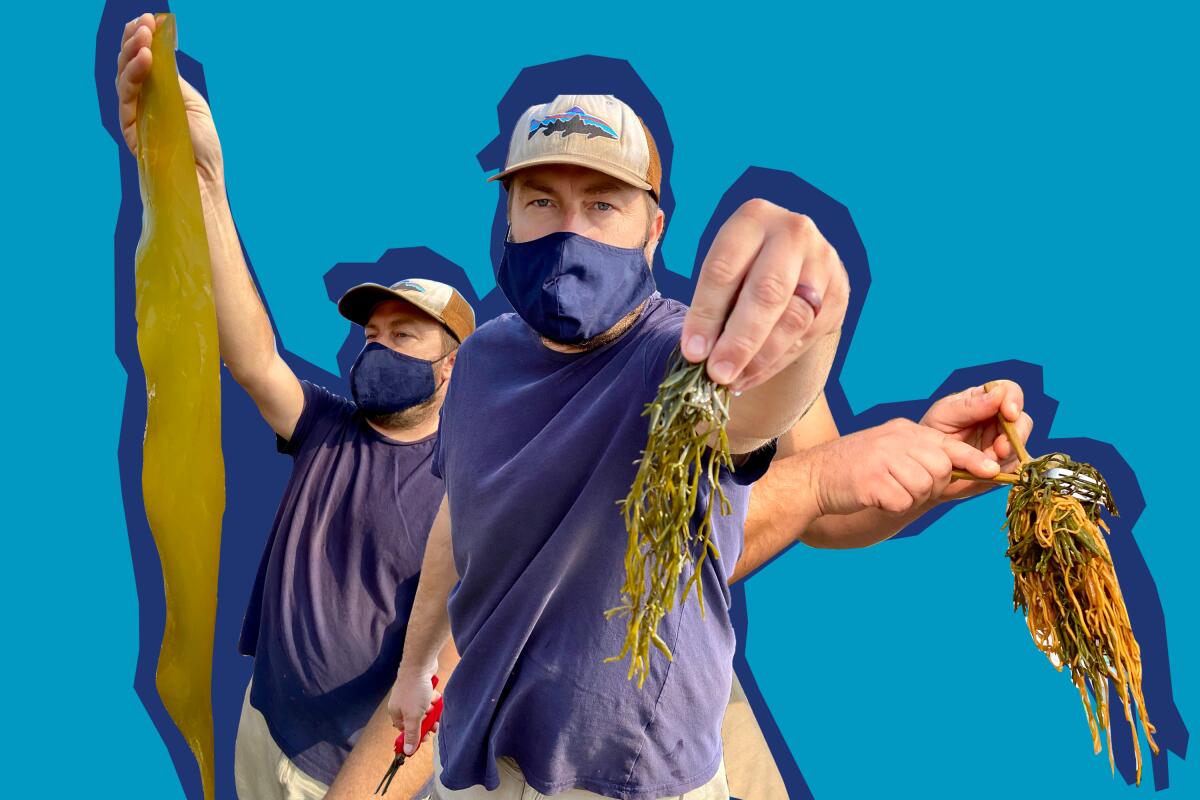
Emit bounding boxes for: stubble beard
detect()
[366,391,441,431]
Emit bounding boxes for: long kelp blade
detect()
[134,14,224,800]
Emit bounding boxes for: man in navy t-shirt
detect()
[383,94,845,800]
[230,277,477,800]
[387,96,1029,800]
[115,18,480,797]
[214,264,474,800]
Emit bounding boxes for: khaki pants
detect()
[722,672,788,800]
[234,681,331,800]
[229,671,784,800]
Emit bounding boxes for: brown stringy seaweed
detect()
[1004,452,1158,784]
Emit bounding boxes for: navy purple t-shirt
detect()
[237,380,444,784]
[431,293,775,800]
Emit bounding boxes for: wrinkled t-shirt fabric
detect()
[238,379,444,784]
[431,294,776,799]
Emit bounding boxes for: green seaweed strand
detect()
[606,348,734,688]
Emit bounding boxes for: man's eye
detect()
[531,198,553,208]
[595,201,613,212]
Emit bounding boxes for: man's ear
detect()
[644,208,666,267]
[440,349,458,382]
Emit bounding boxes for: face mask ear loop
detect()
[430,342,458,394]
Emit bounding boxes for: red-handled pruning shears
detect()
[374,675,444,796]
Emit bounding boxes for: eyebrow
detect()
[518,180,560,197]
[365,317,415,332]
[518,179,627,197]
[582,181,626,196]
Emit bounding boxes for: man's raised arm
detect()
[117,13,303,439]
[197,175,303,440]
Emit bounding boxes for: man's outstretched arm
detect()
[116,14,302,440]
[730,394,836,582]
[731,381,1033,581]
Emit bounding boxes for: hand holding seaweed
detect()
[961,382,1158,784]
[128,14,225,799]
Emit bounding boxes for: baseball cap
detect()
[337,278,476,343]
[488,95,662,200]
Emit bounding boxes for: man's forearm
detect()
[799,500,941,549]
[324,694,432,800]
[733,434,945,575]
[731,452,820,582]
[756,448,942,550]
[726,329,840,453]
[327,637,461,800]
[197,177,278,383]
[401,500,458,671]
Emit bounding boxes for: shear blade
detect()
[375,758,401,795]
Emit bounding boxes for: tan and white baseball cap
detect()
[488,95,662,200]
[337,278,476,342]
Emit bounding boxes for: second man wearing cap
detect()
[114,18,476,796]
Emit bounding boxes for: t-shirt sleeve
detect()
[429,331,474,480]
[276,380,355,456]
[641,309,686,391]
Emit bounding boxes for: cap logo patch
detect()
[528,106,618,141]
[394,280,426,293]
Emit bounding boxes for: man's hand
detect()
[388,659,440,757]
[116,13,225,184]
[681,199,849,393]
[920,380,1033,501]
[807,418,1002,517]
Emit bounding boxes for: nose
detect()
[558,206,596,238]
[559,207,583,234]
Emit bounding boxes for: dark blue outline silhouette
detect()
[97,3,1186,794]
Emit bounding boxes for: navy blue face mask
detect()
[349,341,450,416]
[496,230,656,344]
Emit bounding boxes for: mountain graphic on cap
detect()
[527,106,619,141]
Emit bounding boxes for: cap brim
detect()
[488,154,652,192]
[337,284,432,328]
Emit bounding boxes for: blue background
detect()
[5,1,1195,797]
